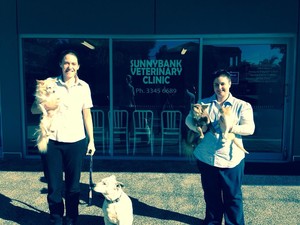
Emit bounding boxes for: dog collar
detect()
[107,193,122,204]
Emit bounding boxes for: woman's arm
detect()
[31,100,42,114]
[231,103,255,136]
[83,108,96,155]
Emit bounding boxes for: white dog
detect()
[93,175,133,225]
[34,77,60,153]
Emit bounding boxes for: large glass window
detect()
[21,36,294,161]
[112,39,200,156]
[202,43,288,156]
[22,38,109,156]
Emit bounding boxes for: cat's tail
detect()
[232,137,249,154]
[36,130,49,154]
[37,138,49,153]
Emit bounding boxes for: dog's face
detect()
[192,104,208,119]
[219,106,234,132]
[191,104,210,126]
[94,175,124,199]
[36,78,57,95]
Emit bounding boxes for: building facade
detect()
[0,0,299,162]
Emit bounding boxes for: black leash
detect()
[88,150,93,206]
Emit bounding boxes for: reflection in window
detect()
[112,39,200,156]
[203,44,287,153]
[113,39,200,111]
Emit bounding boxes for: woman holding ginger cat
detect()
[185,69,255,225]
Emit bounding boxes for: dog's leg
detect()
[103,216,115,225]
[196,126,204,139]
[39,103,48,116]
[225,133,249,154]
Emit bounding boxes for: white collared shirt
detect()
[185,93,255,168]
[49,76,93,143]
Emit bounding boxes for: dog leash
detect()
[88,150,93,206]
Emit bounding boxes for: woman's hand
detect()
[86,142,96,156]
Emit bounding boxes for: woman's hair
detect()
[59,49,80,64]
[212,69,232,81]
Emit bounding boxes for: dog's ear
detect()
[220,106,231,114]
[201,104,208,110]
[110,175,117,180]
[51,77,58,82]
[116,181,124,188]
[36,80,44,85]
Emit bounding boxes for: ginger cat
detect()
[219,106,249,154]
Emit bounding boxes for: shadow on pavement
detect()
[0,193,48,225]
[131,196,203,224]
[81,186,203,225]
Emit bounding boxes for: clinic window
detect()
[111,39,200,156]
[202,44,288,154]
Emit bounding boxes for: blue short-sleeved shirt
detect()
[185,93,255,168]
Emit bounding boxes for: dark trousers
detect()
[197,160,245,225]
[43,139,86,222]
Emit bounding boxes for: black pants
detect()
[43,139,86,222]
[197,160,245,225]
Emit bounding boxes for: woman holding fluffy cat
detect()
[32,50,95,225]
[185,69,255,225]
